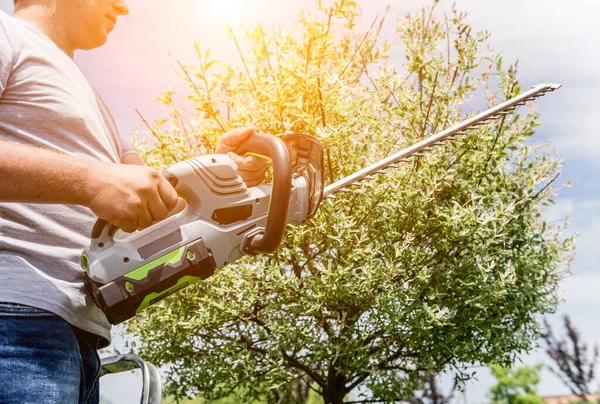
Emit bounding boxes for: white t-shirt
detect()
[0,10,135,346]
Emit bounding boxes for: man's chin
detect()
[77,33,109,51]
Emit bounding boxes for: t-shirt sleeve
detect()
[0,21,14,96]
[119,132,136,158]
[92,88,137,159]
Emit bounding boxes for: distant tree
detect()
[541,316,599,402]
[488,364,544,404]
[124,0,574,402]
[416,372,460,404]
[270,377,311,404]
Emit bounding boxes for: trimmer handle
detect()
[90,133,292,255]
[235,133,292,254]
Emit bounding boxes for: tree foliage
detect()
[124,1,574,402]
[488,364,544,404]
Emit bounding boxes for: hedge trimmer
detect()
[82,83,561,325]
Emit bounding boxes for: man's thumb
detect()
[216,127,256,153]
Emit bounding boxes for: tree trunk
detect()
[322,365,347,404]
[322,387,346,404]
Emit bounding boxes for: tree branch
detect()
[281,349,326,388]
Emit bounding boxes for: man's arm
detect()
[120,153,145,166]
[0,140,179,232]
[0,140,98,206]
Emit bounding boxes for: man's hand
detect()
[86,161,179,233]
[86,127,267,233]
[216,127,268,187]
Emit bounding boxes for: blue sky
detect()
[1,0,598,402]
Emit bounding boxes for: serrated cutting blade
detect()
[323,83,561,197]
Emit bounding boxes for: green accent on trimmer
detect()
[81,253,89,272]
[136,275,201,313]
[124,247,185,281]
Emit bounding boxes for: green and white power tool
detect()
[81,84,562,325]
[82,133,324,325]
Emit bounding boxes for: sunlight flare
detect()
[205,0,251,25]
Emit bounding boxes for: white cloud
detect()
[544,198,600,271]
[560,272,600,308]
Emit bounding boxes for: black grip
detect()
[91,219,119,240]
[91,219,107,240]
[237,133,292,254]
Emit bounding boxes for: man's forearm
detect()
[0,140,94,207]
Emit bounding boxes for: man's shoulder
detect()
[0,10,28,27]
[0,10,23,52]
[0,10,10,34]
[0,11,73,69]
[0,10,47,49]
[0,10,14,91]
[0,10,16,31]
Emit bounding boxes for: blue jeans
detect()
[0,302,101,404]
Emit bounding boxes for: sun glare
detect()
[206,0,251,25]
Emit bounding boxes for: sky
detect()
[1,0,599,403]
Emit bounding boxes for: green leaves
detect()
[489,364,545,404]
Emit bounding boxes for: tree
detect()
[413,371,461,404]
[124,1,574,402]
[541,316,599,402]
[488,364,544,404]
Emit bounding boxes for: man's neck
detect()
[13,5,75,58]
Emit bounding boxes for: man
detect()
[0,0,267,402]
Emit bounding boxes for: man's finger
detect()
[169,197,188,215]
[147,191,169,223]
[239,165,268,185]
[227,152,268,186]
[228,152,267,172]
[226,151,244,167]
[136,206,154,231]
[157,178,179,211]
[241,155,268,171]
[244,179,262,187]
[215,127,256,154]
[117,217,137,234]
